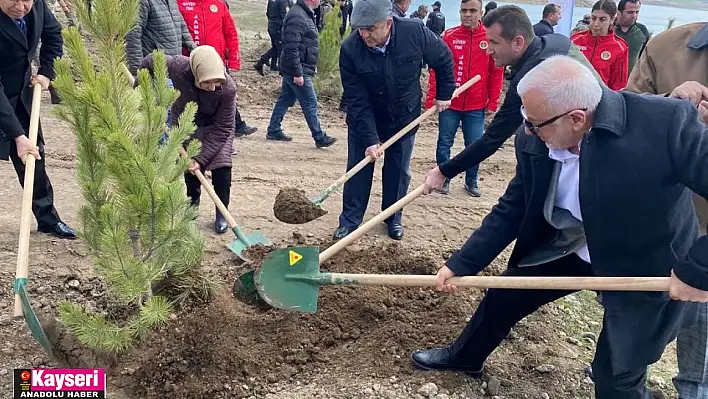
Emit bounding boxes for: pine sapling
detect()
[51,0,213,354]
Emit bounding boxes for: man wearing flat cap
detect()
[332,0,455,241]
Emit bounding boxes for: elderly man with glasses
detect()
[412,54,708,399]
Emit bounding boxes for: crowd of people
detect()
[3,0,708,396]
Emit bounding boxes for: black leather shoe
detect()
[411,347,484,378]
[332,226,353,240]
[38,222,76,239]
[315,135,337,148]
[387,223,404,240]
[266,132,293,141]
[234,124,258,137]
[215,213,229,234]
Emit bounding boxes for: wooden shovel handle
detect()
[14,83,43,317]
[314,75,482,203]
[327,274,671,292]
[179,148,237,228]
[319,184,427,262]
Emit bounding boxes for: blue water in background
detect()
[407,1,708,36]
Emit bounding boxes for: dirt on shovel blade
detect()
[273,187,327,224]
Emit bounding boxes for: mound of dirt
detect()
[116,242,468,398]
[273,188,328,224]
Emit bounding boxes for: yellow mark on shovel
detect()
[289,250,303,266]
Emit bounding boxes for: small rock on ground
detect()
[535,364,556,374]
[418,382,439,398]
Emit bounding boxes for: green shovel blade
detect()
[227,226,272,260]
[254,246,321,313]
[15,280,53,355]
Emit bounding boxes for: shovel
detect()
[13,83,53,354]
[273,75,483,225]
[180,149,272,261]
[253,251,671,313]
[235,183,429,306]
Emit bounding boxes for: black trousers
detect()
[184,166,231,212]
[259,25,282,68]
[234,105,245,129]
[338,131,416,229]
[449,254,680,399]
[8,117,61,230]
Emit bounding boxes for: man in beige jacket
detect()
[626,21,708,399]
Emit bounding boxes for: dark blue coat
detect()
[0,0,63,160]
[339,18,455,147]
[447,86,708,293]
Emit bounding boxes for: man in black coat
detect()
[424,5,600,193]
[412,55,708,398]
[532,3,561,37]
[255,0,292,74]
[264,0,337,148]
[332,0,455,241]
[426,1,445,36]
[0,0,76,239]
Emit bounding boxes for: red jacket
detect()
[425,24,504,112]
[178,0,241,70]
[571,30,629,91]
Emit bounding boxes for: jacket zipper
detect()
[589,35,598,66]
[461,29,474,110]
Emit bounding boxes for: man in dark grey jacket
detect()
[265,0,337,147]
[125,0,196,75]
[332,0,454,241]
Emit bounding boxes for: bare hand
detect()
[294,76,304,86]
[699,100,708,126]
[435,266,457,293]
[31,74,50,91]
[669,270,708,302]
[423,166,446,194]
[365,144,382,160]
[670,81,708,106]
[435,99,451,112]
[15,135,41,164]
[187,159,201,174]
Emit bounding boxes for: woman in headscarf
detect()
[140,45,236,234]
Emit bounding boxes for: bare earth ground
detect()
[0,1,680,397]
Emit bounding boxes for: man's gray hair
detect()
[517,55,603,115]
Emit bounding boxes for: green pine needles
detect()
[51,0,213,353]
[314,2,348,99]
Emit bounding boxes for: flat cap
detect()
[350,0,392,29]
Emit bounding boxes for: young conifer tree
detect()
[315,2,345,97]
[51,0,213,353]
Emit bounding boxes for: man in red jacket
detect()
[178,0,257,139]
[425,0,503,196]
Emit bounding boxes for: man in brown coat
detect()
[140,46,236,234]
[626,21,708,399]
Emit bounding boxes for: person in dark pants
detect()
[0,0,76,239]
[339,0,352,36]
[255,0,291,74]
[141,46,236,234]
[412,54,708,398]
[332,0,455,241]
[265,0,337,147]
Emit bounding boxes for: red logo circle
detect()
[20,371,30,381]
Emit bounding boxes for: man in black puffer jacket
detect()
[332,0,455,241]
[265,0,337,147]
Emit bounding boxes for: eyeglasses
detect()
[520,105,587,136]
